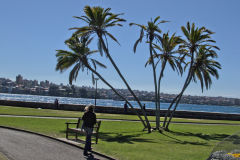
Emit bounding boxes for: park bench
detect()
[65,118,101,144]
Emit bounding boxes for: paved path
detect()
[1,114,240,125]
[0,128,110,160]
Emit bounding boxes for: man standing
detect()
[54,98,59,109]
[143,104,146,111]
[124,101,128,113]
[82,105,96,156]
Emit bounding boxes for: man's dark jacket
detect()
[82,111,96,128]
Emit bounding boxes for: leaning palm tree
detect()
[165,46,221,130]
[130,16,168,130]
[56,35,148,129]
[163,22,220,130]
[69,6,151,132]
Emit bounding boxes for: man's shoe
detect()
[83,152,88,156]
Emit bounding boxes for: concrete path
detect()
[0,128,111,160]
[1,114,240,125]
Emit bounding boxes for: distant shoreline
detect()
[0,92,240,107]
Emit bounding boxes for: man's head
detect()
[85,105,94,112]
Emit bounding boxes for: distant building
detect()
[235,99,240,105]
[33,80,38,86]
[40,80,50,88]
[16,74,23,85]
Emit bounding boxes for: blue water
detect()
[0,93,240,114]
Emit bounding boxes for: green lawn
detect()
[0,116,239,160]
[0,152,8,160]
[0,105,147,120]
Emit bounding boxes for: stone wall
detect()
[0,100,240,120]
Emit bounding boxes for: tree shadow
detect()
[60,130,67,134]
[219,135,240,145]
[169,130,230,141]
[161,132,209,146]
[99,132,157,144]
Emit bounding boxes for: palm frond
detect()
[69,63,80,85]
[73,16,90,23]
[157,20,169,25]
[92,59,107,69]
[97,39,104,56]
[129,23,147,30]
[92,73,95,85]
[153,16,160,23]
[105,32,120,45]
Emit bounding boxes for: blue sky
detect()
[0,0,240,98]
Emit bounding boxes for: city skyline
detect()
[1,0,240,98]
[1,74,240,107]
[2,74,240,101]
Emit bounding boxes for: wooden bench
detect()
[66,118,101,144]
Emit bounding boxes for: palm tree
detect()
[163,22,220,130]
[191,47,221,92]
[130,16,168,130]
[150,33,183,125]
[152,33,183,94]
[165,46,221,130]
[69,6,152,132]
[56,35,148,128]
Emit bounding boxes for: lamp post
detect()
[94,78,99,107]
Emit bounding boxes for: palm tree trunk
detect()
[162,68,192,128]
[164,51,195,130]
[88,65,147,128]
[98,33,152,133]
[162,94,180,127]
[165,76,192,130]
[157,60,167,128]
[149,40,160,130]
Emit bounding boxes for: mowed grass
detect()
[0,105,147,120]
[1,105,240,125]
[0,116,240,160]
[0,152,8,160]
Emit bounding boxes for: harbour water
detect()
[0,93,240,114]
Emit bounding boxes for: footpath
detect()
[1,114,240,125]
[0,126,113,160]
[0,115,118,160]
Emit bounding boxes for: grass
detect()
[0,152,8,160]
[0,105,146,120]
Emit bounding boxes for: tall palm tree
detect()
[150,33,183,127]
[163,22,220,130]
[69,6,152,132]
[56,35,148,128]
[130,16,168,130]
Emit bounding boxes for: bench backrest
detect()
[93,121,101,133]
[76,118,101,131]
[76,118,83,128]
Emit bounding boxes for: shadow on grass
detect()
[161,132,209,146]
[169,131,230,141]
[99,132,156,144]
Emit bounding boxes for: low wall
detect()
[0,100,240,121]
